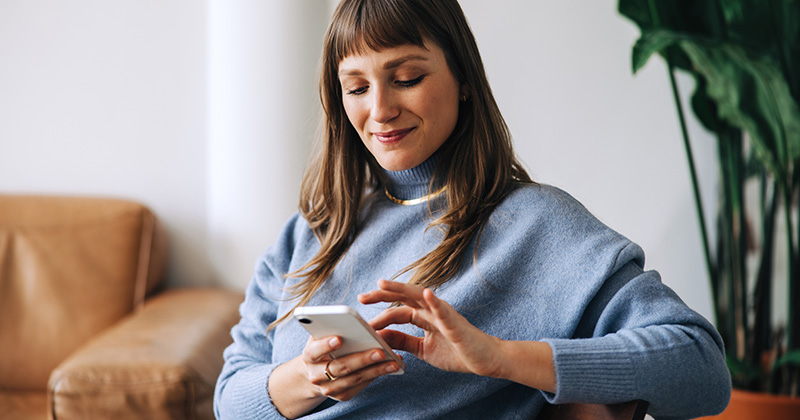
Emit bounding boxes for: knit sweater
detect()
[214,156,731,420]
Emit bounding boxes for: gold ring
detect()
[325,360,338,381]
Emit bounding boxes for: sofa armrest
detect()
[48,288,243,420]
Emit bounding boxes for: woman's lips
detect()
[373,128,414,144]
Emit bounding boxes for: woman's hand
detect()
[357,279,507,378]
[300,334,402,401]
[358,279,556,393]
[268,334,401,419]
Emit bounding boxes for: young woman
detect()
[214,1,731,419]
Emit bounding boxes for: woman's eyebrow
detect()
[383,54,428,69]
[338,54,430,77]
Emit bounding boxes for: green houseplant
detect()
[617,0,800,396]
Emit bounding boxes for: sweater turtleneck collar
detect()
[382,152,443,202]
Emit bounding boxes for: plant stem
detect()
[782,182,797,351]
[719,130,747,361]
[666,59,717,313]
[752,174,777,388]
[768,0,800,109]
[778,177,798,397]
[646,0,660,27]
[793,182,800,386]
[727,129,747,361]
[646,0,719,323]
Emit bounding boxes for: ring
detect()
[325,360,338,381]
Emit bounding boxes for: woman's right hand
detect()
[268,335,401,419]
[300,334,401,401]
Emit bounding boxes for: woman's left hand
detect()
[357,279,507,378]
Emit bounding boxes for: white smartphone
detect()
[293,305,405,374]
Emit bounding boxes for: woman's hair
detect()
[271,0,532,328]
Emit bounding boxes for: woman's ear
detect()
[460,85,470,102]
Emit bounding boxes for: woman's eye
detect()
[396,76,424,87]
[346,86,368,96]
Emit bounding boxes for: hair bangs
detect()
[330,0,428,64]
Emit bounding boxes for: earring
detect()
[460,94,468,102]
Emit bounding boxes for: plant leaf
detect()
[621,0,800,117]
[718,0,775,49]
[631,30,675,73]
[691,77,727,135]
[775,349,800,367]
[620,0,725,37]
[630,29,800,180]
[618,0,654,30]
[679,40,800,182]
[631,30,699,73]
[726,356,762,387]
[776,0,800,106]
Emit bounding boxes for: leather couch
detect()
[0,195,244,420]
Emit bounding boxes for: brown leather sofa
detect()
[0,195,244,420]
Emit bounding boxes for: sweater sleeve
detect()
[542,245,732,419]
[214,214,305,420]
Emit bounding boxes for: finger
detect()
[377,279,428,298]
[356,288,400,304]
[301,335,342,363]
[422,288,475,342]
[312,348,387,385]
[424,288,463,330]
[368,306,413,330]
[424,288,452,323]
[358,289,426,309]
[358,280,434,309]
[324,381,369,402]
[376,328,421,355]
[321,360,401,401]
[378,280,437,310]
[370,306,438,334]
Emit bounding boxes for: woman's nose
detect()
[370,86,400,123]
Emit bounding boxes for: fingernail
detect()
[329,337,340,347]
[371,351,383,362]
[386,364,398,373]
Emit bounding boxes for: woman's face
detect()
[338,40,461,172]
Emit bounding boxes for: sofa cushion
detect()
[0,391,48,420]
[48,288,243,420]
[0,196,167,391]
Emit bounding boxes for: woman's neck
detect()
[382,153,442,202]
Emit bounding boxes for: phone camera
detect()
[298,317,312,324]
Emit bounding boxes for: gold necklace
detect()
[384,186,447,206]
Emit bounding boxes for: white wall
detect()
[206,0,331,292]
[0,1,717,320]
[0,0,215,287]
[458,0,718,319]
[0,0,332,290]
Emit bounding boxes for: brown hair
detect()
[271,0,532,328]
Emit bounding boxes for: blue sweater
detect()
[214,157,731,420]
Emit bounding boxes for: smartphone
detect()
[293,305,405,374]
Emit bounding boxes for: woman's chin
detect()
[373,153,431,172]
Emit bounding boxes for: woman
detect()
[214,0,731,419]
